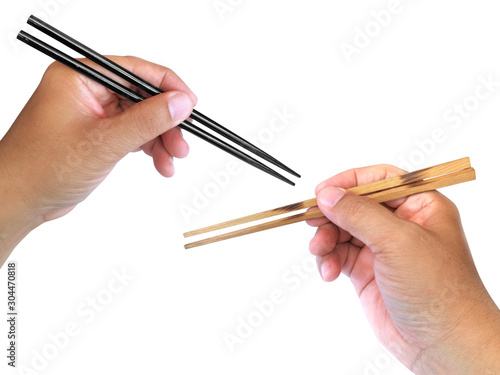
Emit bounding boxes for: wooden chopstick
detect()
[348,157,471,196]
[184,157,471,238]
[183,197,318,238]
[184,210,326,249]
[183,158,475,249]
[365,167,475,203]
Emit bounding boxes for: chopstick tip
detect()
[16,30,27,41]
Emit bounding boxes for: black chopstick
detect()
[18,16,300,185]
[25,15,300,179]
[17,30,295,186]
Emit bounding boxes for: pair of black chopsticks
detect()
[17,16,300,186]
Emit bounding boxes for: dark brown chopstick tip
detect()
[274,202,304,212]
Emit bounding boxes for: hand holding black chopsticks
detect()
[17,15,300,186]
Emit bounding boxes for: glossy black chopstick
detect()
[17,38,297,186]
[23,15,300,180]
[17,30,295,186]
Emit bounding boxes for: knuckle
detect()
[160,68,176,86]
[340,195,372,221]
[135,108,166,139]
[43,61,63,78]
[443,196,460,217]
[123,55,139,61]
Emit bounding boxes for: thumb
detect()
[316,186,410,254]
[106,91,193,155]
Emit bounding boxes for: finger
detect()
[309,223,339,256]
[317,242,361,282]
[316,186,413,255]
[315,164,408,195]
[317,251,342,282]
[307,217,365,249]
[105,91,193,157]
[141,139,156,157]
[125,56,198,105]
[350,237,366,248]
[337,227,354,243]
[161,127,189,159]
[141,137,178,177]
[384,197,408,209]
[306,216,330,227]
[394,190,460,232]
[152,138,175,177]
[305,207,329,227]
[81,56,198,106]
[306,216,354,249]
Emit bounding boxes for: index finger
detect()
[315,164,408,194]
[315,164,409,209]
[86,55,198,105]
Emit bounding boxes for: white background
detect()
[1,0,500,374]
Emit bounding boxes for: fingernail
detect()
[318,186,346,208]
[320,261,330,280]
[168,93,193,122]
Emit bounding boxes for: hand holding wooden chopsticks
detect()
[184,157,475,248]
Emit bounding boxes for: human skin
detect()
[1,56,499,373]
[0,56,197,266]
[307,165,500,374]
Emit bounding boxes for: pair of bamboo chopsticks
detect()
[17,16,300,186]
[183,157,475,249]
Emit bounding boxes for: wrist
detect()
[412,292,500,374]
[0,156,43,267]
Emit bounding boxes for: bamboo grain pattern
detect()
[184,157,475,249]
